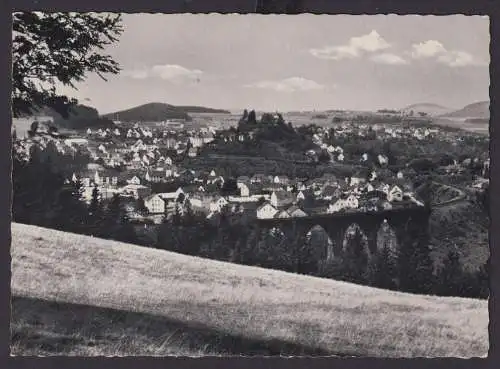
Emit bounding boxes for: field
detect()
[11,222,488,357]
[432,118,489,135]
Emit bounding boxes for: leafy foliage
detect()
[12,12,123,118]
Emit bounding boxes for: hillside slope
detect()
[442,101,490,119]
[402,103,453,117]
[103,103,192,122]
[10,223,488,357]
[176,106,231,114]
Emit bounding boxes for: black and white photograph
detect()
[10,12,490,357]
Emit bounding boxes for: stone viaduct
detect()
[255,205,432,260]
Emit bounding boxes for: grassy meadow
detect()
[10,222,489,357]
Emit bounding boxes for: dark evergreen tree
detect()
[87,186,104,236]
[135,196,149,216]
[367,244,397,289]
[436,249,463,296]
[248,110,257,124]
[396,219,434,294]
[341,228,369,284]
[52,179,87,233]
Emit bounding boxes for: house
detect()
[378,154,389,166]
[188,147,198,157]
[237,182,250,197]
[345,194,359,209]
[144,194,166,214]
[361,198,379,212]
[320,185,339,200]
[165,156,173,165]
[237,176,251,184]
[189,193,215,212]
[120,184,151,199]
[348,175,365,187]
[189,136,203,148]
[270,190,294,208]
[285,205,308,217]
[327,199,347,213]
[256,202,278,219]
[127,175,142,185]
[164,165,177,178]
[361,183,375,193]
[158,187,185,204]
[296,190,306,202]
[210,196,229,213]
[362,190,388,202]
[273,175,290,185]
[276,209,291,218]
[250,173,268,184]
[377,183,390,195]
[387,185,403,202]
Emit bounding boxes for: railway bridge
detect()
[255,205,432,259]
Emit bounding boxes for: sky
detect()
[57,14,490,114]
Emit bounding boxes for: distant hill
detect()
[176,106,231,114]
[402,103,454,117]
[442,101,490,119]
[103,103,192,122]
[27,104,116,130]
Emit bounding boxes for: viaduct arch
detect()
[254,206,431,261]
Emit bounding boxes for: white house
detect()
[327,199,347,213]
[127,176,141,185]
[378,154,389,166]
[256,202,278,219]
[165,157,173,165]
[209,196,229,213]
[120,184,151,199]
[144,194,166,214]
[345,194,359,209]
[378,183,390,195]
[237,182,250,197]
[388,185,403,202]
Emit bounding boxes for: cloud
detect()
[410,40,488,67]
[410,40,447,59]
[122,64,203,82]
[437,51,488,67]
[244,77,325,92]
[309,30,391,60]
[370,53,409,65]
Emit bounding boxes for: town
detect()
[12,111,490,231]
[9,12,490,358]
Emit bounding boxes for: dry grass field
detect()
[10,222,489,357]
